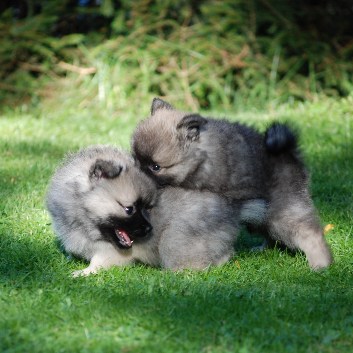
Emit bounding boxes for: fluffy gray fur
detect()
[131,98,333,270]
[46,145,158,276]
[152,188,266,270]
[46,145,267,274]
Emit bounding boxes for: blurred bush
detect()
[1,0,352,110]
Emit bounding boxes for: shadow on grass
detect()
[1,227,353,353]
[91,269,353,352]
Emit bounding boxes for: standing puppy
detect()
[132,98,333,270]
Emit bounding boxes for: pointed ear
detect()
[176,114,208,141]
[151,98,174,115]
[89,159,123,181]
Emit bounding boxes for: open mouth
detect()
[114,228,133,249]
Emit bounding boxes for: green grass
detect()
[1,95,353,353]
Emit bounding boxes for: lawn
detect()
[0,96,352,353]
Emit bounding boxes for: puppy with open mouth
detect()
[46,145,158,276]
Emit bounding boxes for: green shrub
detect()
[1,0,352,110]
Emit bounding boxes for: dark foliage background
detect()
[1,0,352,110]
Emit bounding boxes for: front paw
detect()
[72,267,97,277]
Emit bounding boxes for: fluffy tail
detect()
[264,123,298,155]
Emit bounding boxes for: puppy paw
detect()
[308,254,333,271]
[306,242,333,271]
[72,267,97,277]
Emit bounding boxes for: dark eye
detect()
[124,206,134,215]
[149,164,161,172]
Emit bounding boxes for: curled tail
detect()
[265,123,298,155]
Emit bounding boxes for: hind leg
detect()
[266,198,332,270]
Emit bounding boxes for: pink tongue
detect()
[116,229,132,247]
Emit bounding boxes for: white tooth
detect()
[131,240,134,244]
